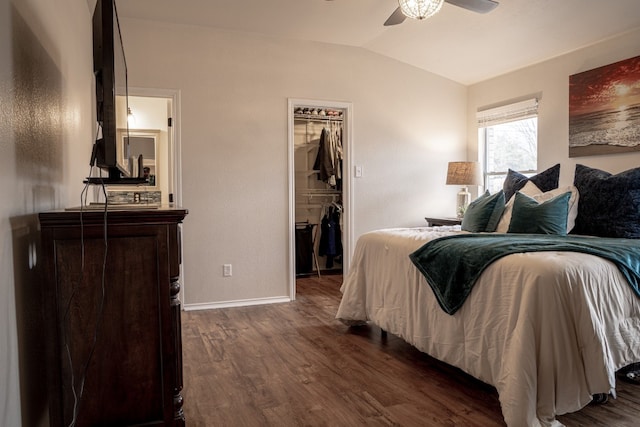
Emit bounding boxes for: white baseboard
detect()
[183,296,291,311]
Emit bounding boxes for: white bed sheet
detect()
[336,227,640,427]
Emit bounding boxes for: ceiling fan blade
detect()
[445,0,499,14]
[384,6,407,26]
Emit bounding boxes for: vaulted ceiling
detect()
[116,0,640,85]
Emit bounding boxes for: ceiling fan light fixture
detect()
[398,0,445,20]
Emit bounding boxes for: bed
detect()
[335,164,640,427]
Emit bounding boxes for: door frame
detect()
[128,87,185,299]
[128,87,182,207]
[287,98,354,299]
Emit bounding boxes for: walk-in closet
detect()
[293,105,345,277]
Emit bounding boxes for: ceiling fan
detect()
[384,0,499,26]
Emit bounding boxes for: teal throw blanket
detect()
[409,234,640,315]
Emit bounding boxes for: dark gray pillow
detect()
[461,190,506,232]
[503,164,561,200]
[508,191,571,235]
[573,164,640,238]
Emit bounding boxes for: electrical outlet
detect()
[223,264,232,277]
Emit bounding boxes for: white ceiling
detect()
[115,0,640,85]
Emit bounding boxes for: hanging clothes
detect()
[313,128,331,183]
[333,122,343,191]
[313,121,343,189]
[318,205,342,269]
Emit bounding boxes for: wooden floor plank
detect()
[182,275,640,426]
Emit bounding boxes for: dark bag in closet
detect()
[295,224,314,274]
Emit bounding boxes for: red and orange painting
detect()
[569,55,640,157]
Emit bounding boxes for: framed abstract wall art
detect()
[569,55,640,157]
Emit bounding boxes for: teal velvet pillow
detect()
[507,191,571,235]
[461,190,506,232]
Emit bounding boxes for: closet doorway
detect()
[287,98,353,299]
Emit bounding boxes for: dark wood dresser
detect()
[39,207,188,426]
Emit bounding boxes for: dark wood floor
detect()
[182,275,640,426]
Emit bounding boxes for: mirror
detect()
[107,128,165,206]
[117,128,159,186]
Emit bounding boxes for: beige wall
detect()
[1,0,94,425]
[120,19,469,307]
[4,2,638,422]
[467,28,640,186]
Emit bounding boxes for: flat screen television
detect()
[88,0,145,184]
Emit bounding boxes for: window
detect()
[477,99,538,193]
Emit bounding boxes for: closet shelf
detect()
[297,189,341,199]
[294,143,319,153]
[297,203,324,210]
[298,189,341,194]
[294,113,343,122]
[295,170,319,177]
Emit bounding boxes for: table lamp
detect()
[446,161,482,218]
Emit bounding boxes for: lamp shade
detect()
[446,161,482,186]
[399,0,445,20]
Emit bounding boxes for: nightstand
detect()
[425,216,462,227]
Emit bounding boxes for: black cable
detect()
[65,127,110,426]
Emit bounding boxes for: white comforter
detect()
[336,227,640,427]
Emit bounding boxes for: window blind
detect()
[476,98,538,127]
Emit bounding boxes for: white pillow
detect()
[531,185,580,233]
[495,182,580,233]
[495,181,542,233]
